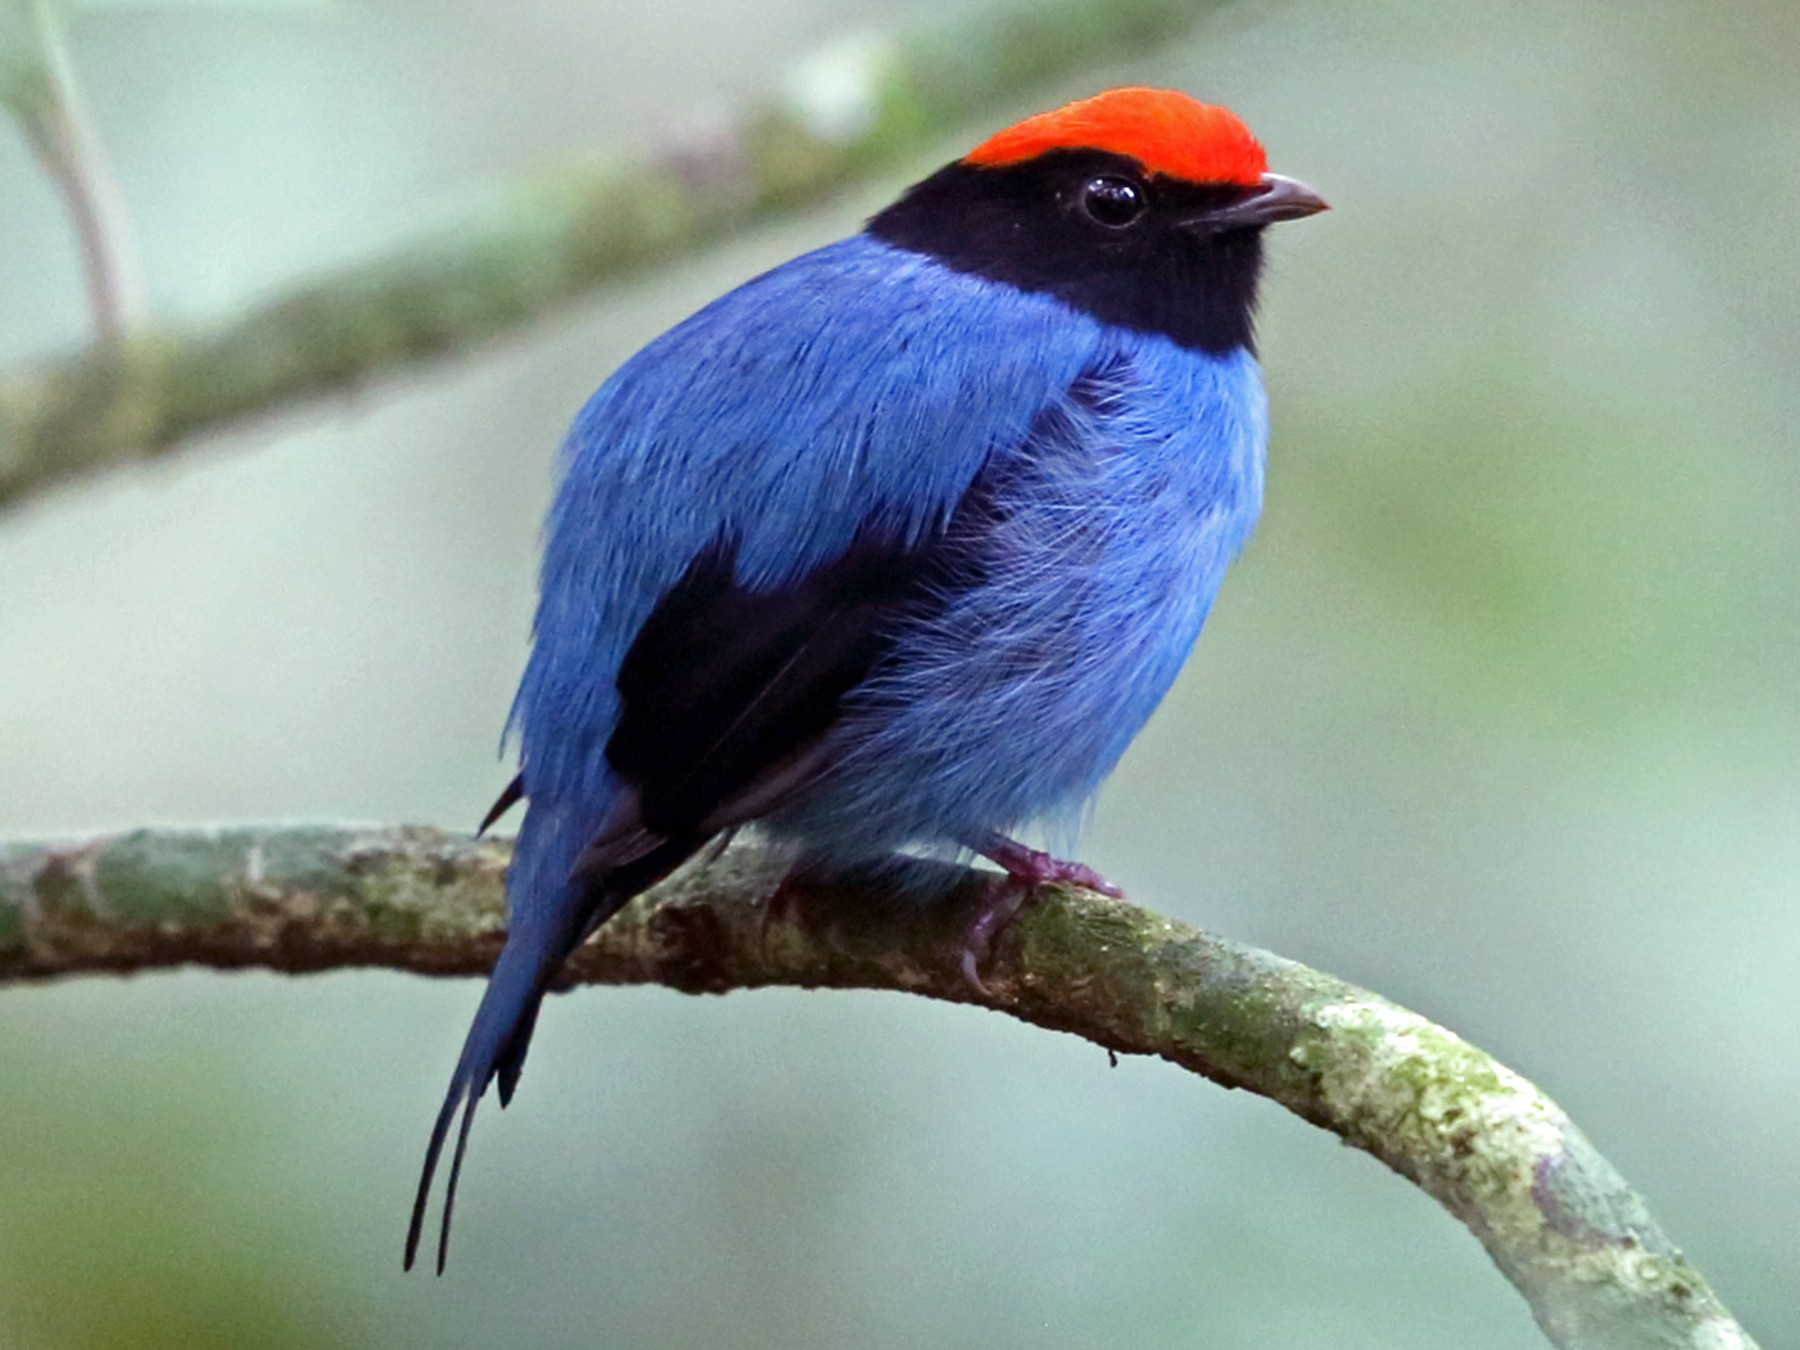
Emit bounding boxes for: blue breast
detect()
[762,319,1266,861]
[506,234,1265,909]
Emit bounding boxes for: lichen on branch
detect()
[0,825,1761,1350]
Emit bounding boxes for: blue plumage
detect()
[407,88,1322,1272]
[525,237,1263,870]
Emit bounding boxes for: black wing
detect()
[579,525,952,877]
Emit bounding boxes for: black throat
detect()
[867,149,1267,356]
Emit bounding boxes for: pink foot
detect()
[973,833,1124,898]
[959,875,1033,996]
[759,871,804,946]
[957,834,1124,995]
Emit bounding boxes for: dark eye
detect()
[1079,176,1147,228]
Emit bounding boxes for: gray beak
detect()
[1187,173,1329,232]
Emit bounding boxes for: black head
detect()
[867,148,1325,356]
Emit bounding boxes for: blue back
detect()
[509,234,1264,922]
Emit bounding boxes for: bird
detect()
[405,86,1325,1272]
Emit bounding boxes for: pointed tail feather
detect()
[494,989,546,1108]
[405,930,570,1274]
[404,833,705,1273]
[478,774,525,837]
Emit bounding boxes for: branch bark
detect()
[0,825,1760,1350]
[0,0,1228,511]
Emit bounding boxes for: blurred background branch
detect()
[0,825,1762,1350]
[2,0,147,344]
[0,0,1228,511]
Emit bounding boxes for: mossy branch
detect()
[0,825,1761,1350]
[0,0,1229,510]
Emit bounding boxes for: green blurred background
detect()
[1,0,1794,1345]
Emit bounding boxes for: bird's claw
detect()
[974,834,1124,898]
[759,870,806,947]
[959,875,1034,997]
[958,836,1123,995]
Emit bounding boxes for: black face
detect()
[867,149,1269,356]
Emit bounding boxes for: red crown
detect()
[965,88,1267,187]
